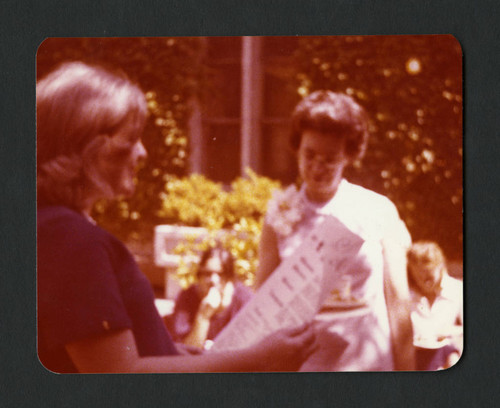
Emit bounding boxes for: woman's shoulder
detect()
[40,206,99,233]
[441,274,463,296]
[341,180,393,205]
[38,206,138,278]
[37,205,118,251]
[336,181,409,242]
[338,180,398,217]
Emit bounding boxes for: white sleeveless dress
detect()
[266,179,411,371]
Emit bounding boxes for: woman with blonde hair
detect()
[37,61,315,373]
[407,241,463,370]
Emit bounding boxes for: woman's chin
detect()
[306,183,336,200]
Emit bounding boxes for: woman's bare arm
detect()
[65,324,316,373]
[182,284,232,349]
[182,313,212,349]
[254,222,281,289]
[382,237,416,371]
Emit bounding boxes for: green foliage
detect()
[36,36,463,264]
[158,169,281,286]
[159,173,227,229]
[292,35,463,259]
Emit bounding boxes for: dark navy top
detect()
[37,206,178,373]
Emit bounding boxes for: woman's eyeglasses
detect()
[301,149,345,170]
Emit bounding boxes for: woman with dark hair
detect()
[169,245,253,350]
[37,61,315,373]
[256,91,415,371]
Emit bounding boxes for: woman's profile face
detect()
[95,117,147,198]
[297,129,349,202]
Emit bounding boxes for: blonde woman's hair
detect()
[407,241,446,269]
[37,61,147,210]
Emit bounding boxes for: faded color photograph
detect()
[36,36,463,373]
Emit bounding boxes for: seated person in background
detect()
[407,241,463,370]
[169,245,253,350]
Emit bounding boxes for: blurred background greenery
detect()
[37,35,462,287]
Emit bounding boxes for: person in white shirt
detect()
[407,241,463,370]
[256,91,415,371]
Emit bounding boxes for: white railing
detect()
[154,224,209,268]
[154,225,209,299]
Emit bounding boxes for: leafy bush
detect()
[158,169,281,286]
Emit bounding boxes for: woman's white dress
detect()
[267,179,411,371]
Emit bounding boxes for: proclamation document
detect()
[211,215,364,352]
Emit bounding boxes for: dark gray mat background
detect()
[1,1,498,407]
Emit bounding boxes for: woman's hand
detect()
[220,281,234,309]
[248,323,318,372]
[175,342,204,355]
[198,282,235,319]
[198,286,223,320]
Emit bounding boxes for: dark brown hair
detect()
[290,90,369,161]
[198,244,235,280]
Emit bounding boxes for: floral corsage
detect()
[266,185,304,237]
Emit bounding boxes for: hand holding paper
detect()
[211,215,364,352]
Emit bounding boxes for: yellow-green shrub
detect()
[158,168,281,287]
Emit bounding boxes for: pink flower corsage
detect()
[267,185,304,237]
